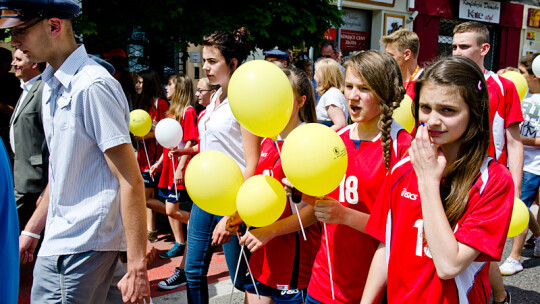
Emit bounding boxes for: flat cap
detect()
[263,49,288,60]
[0,0,80,29]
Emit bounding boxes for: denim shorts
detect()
[158,187,193,211]
[141,171,159,188]
[520,171,540,208]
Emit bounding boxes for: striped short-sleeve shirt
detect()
[39,45,131,256]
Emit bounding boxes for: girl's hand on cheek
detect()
[409,124,446,183]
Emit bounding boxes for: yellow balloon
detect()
[229,60,294,138]
[501,71,528,101]
[185,151,244,216]
[393,94,414,133]
[281,123,348,197]
[236,175,287,227]
[129,109,152,137]
[507,197,530,237]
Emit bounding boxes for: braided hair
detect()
[345,50,405,170]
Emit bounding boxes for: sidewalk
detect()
[147,233,244,303]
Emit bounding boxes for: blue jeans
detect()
[520,171,540,208]
[184,203,247,304]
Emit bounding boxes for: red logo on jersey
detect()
[401,188,418,200]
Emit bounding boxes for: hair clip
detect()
[478,80,482,90]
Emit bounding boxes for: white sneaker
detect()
[499,257,523,275]
[534,236,540,257]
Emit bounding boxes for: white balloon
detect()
[155,118,183,149]
[533,55,540,78]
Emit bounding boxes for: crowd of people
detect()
[1,0,539,304]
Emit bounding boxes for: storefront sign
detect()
[384,14,405,36]
[324,8,371,51]
[459,0,500,24]
[340,29,370,50]
[528,8,540,28]
[350,0,395,7]
[324,28,370,51]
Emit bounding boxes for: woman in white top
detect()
[183,27,261,304]
[314,58,349,130]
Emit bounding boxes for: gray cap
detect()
[263,49,288,60]
[0,0,80,29]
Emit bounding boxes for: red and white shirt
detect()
[158,106,197,190]
[366,157,514,304]
[137,98,169,172]
[249,137,321,290]
[485,72,524,166]
[307,121,411,303]
[404,66,423,101]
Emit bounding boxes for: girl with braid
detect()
[362,56,514,304]
[305,50,412,304]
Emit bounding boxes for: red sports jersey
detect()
[485,72,524,166]
[307,121,412,303]
[249,137,321,290]
[158,106,197,190]
[137,98,169,172]
[366,157,514,304]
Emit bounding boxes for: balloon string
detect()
[324,223,335,300]
[142,139,154,182]
[171,156,179,198]
[229,244,242,304]
[292,199,307,241]
[230,230,259,303]
[275,139,307,241]
[238,230,259,298]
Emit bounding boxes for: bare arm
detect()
[135,130,155,141]
[104,143,150,303]
[170,144,199,157]
[521,136,540,147]
[314,196,370,232]
[410,126,481,279]
[240,204,317,252]
[19,184,49,264]
[241,126,261,180]
[174,140,194,186]
[360,242,387,304]
[213,127,261,245]
[326,105,347,131]
[506,123,524,197]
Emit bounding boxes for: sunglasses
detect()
[7,18,43,37]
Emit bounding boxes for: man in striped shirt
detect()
[0,1,151,303]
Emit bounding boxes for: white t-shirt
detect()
[520,91,540,175]
[315,87,348,123]
[198,88,246,172]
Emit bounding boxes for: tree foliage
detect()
[78,0,344,50]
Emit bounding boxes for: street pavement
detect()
[18,207,540,303]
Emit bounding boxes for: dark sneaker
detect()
[158,268,187,290]
[147,230,158,243]
[160,242,185,259]
[524,235,536,249]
